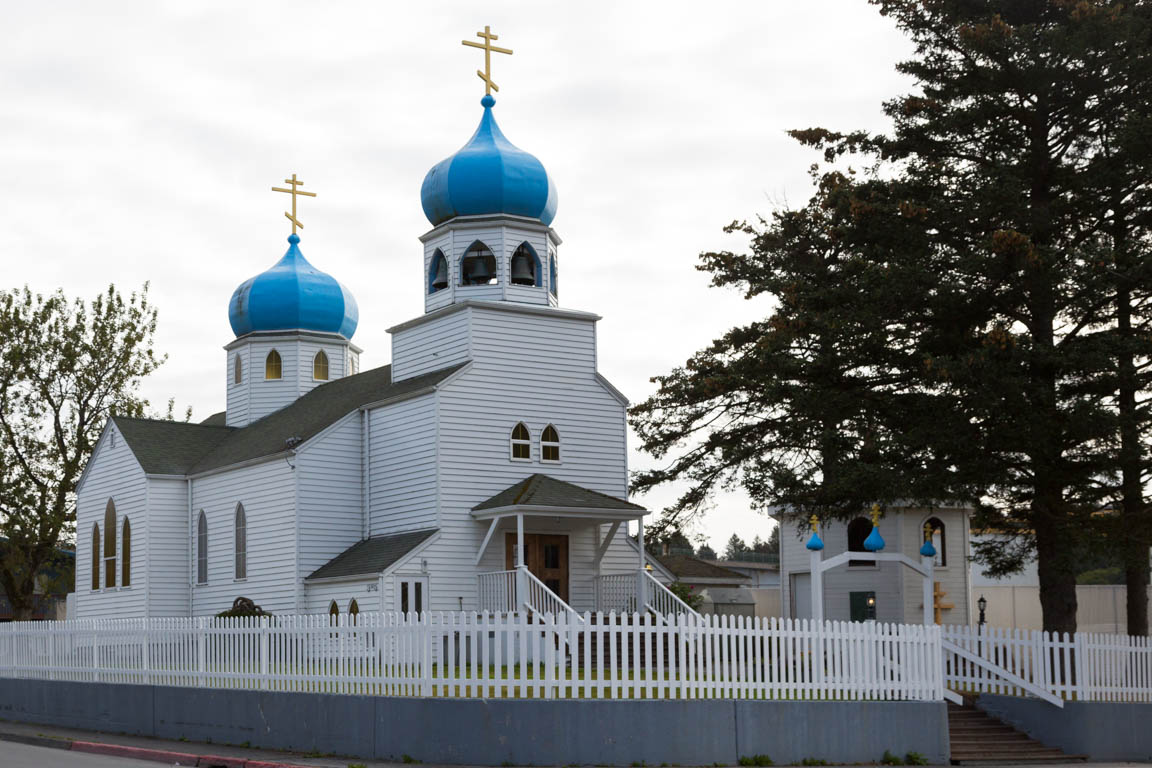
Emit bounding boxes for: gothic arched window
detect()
[348,598,360,624]
[847,517,872,567]
[925,516,946,567]
[234,354,243,385]
[549,251,558,297]
[265,350,282,380]
[197,510,209,584]
[329,600,339,624]
[235,504,247,580]
[510,242,541,286]
[429,248,449,293]
[313,350,329,381]
[460,241,496,286]
[91,524,100,591]
[103,500,117,588]
[541,424,560,462]
[510,422,531,460]
[122,517,131,587]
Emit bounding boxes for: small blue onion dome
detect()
[229,234,358,339]
[920,538,937,558]
[806,532,825,551]
[420,95,558,227]
[864,526,886,552]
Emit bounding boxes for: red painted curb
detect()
[197,755,249,767]
[246,762,321,768]
[72,740,202,764]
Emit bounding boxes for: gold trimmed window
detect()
[313,350,329,381]
[541,425,560,462]
[265,350,282,380]
[510,422,531,460]
[103,500,117,588]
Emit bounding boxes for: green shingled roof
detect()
[113,363,464,477]
[472,474,646,513]
[306,528,437,581]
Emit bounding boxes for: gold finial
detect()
[271,173,317,234]
[870,503,881,526]
[462,25,513,95]
[809,514,820,534]
[924,522,934,542]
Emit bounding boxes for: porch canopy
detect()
[471,474,649,569]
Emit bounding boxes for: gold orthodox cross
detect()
[271,173,317,234]
[932,581,954,624]
[462,25,513,95]
[870,503,882,526]
[809,514,820,534]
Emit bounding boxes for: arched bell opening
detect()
[549,250,558,298]
[428,248,449,293]
[509,242,542,287]
[460,241,497,286]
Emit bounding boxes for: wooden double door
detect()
[505,533,569,602]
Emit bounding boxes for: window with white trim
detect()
[541,424,560,462]
[235,504,247,579]
[510,422,531,460]
[103,500,117,588]
[197,510,208,584]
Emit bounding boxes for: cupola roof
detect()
[228,234,358,339]
[420,95,557,227]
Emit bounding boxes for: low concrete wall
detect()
[977,694,1152,762]
[0,679,948,765]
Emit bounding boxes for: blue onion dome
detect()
[806,532,825,551]
[864,525,886,552]
[421,94,558,227]
[229,234,358,339]
[920,538,937,558]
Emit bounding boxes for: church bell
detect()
[463,257,492,285]
[510,252,535,285]
[431,254,448,290]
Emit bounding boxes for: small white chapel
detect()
[72,34,679,621]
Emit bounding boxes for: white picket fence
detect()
[943,624,1152,703]
[0,612,943,701]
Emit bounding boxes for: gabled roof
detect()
[112,362,465,477]
[306,528,437,581]
[472,473,646,513]
[200,411,227,427]
[655,554,750,583]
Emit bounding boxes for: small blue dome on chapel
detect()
[229,234,358,339]
[420,95,558,227]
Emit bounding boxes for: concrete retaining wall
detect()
[977,694,1152,762]
[0,679,948,765]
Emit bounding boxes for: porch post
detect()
[922,555,935,626]
[516,513,527,612]
[637,518,647,613]
[809,548,824,624]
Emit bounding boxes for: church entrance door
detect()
[505,533,569,602]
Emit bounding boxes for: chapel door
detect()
[505,533,569,602]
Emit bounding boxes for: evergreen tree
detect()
[697,543,718,560]
[724,534,748,561]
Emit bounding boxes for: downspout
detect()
[362,408,370,539]
[187,477,193,616]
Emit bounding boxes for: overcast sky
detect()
[2,1,915,552]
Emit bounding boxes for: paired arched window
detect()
[429,248,449,293]
[91,524,100,591]
[103,500,117,588]
[924,516,946,567]
[234,354,243,385]
[541,425,560,462]
[348,599,360,624]
[122,518,131,587]
[197,511,208,584]
[847,517,872,567]
[235,504,247,580]
[461,241,496,286]
[313,350,329,381]
[329,600,339,623]
[509,243,541,286]
[265,350,282,380]
[510,422,531,460]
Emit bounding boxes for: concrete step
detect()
[947,702,1085,765]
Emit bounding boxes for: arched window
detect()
[329,600,339,624]
[348,599,360,624]
[103,500,117,588]
[460,241,496,286]
[234,354,243,385]
[510,422,531,460]
[235,504,247,580]
[541,424,560,462]
[313,350,329,381]
[122,518,131,587]
[265,350,282,380]
[197,511,208,584]
[509,242,541,286]
[429,248,449,293]
[91,524,100,591]
[348,352,359,376]
[549,251,558,297]
[847,517,872,567]
[924,516,946,567]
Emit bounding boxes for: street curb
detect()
[0,730,73,750]
[72,740,202,764]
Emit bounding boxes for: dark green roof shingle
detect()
[472,474,646,513]
[307,528,437,581]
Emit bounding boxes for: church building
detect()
[72,74,679,620]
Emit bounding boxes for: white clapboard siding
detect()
[390,309,472,382]
[225,346,250,427]
[145,478,191,617]
[900,508,971,625]
[190,459,298,615]
[75,423,148,619]
[297,413,365,580]
[304,579,381,615]
[0,613,948,703]
[244,338,302,423]
[232,335,354,426]
[368,393,438,535]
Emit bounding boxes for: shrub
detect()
[738,756,773,766]
[903,753,929,766]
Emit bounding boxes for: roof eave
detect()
[471,504,646,521]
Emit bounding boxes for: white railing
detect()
[478,570,517,613]
[0,613,943,701]
[943,624,1152,703]
[520,567,583,623]
[596,571,701,617]
[644,570,698,616]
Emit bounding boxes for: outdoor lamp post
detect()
[977,594,987,629]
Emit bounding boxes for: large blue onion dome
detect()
[229,234,358,339]
[421,94,558,227]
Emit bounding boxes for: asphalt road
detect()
[0,741,188,766]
